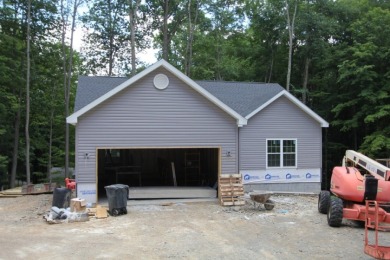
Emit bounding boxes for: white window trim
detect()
[266,138,298,169]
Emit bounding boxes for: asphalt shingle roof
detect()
[196,81,283,117]
[74,76,284,117]
[74,76,128,112]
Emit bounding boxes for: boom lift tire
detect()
[318,191,330,214]
[327,196,343,227]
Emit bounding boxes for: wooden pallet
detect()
[219,174,245,206]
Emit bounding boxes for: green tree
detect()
[0,0,80,187]
[246,0,286,83]
[293,0,337,104]
[334,6,390,158]
[145,0,187,62]
[82,0,130,76]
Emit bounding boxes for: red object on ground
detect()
[65,178,76,190]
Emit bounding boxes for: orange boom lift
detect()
[318,150,390,259]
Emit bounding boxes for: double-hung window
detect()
[267,139,297,168]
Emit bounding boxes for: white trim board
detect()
[245,90,329,127]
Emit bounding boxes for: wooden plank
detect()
[222,187,244,191]
[220,174,241,178]
[221,192,243,194]
[221,200,245,206]
[0,194,23,198]
[221,194,244,197]
[86,208,97,216]
[219,182,241,185]
[96,205,108,219]
[221,197,244,201]
[219,177,241,181]
[221,191,244,195]
[0,187,23,195]
[219,183,242,187]
[171,162,177,187]
[223,199,245,203]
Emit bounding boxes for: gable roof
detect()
[67,60,328,128]
[67,59,247,126]
[197,81,328,127]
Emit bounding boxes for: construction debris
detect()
[44,206,89,224]
[218,174,245,206]
[0,187,23,198]
[0,183,57,198]
[22,183,56,194]
[70,198,87,212]
[96,205,109,219]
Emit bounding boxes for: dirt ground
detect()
[0,194,387,259]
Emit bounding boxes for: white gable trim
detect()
[245,90,329,127]
[67,59,247,126]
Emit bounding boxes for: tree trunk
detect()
[267,50,274,83]
[185,0,191,75]
[47,109,54,181]
[61,0,69,177]
[162,0,169,61]
[65,0,81,178]
[129,0,140,76]
[285,0,297,91]
[185,0,198,77]
[108,0,114,76]
[10,91,21,188]
[25,0,31,184]
[302,57,310,104]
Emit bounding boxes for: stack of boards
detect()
[218,174,245,206]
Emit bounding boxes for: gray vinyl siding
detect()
[75,68,237,183]
[239,96,322,170]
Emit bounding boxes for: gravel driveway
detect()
[0,194,385,259]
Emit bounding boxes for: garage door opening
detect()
[97,148,219,199]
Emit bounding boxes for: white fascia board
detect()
[66,59,247,126]
[245,90,329,128]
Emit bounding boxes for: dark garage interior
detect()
[97,148,219,197]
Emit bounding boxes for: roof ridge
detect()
[196,80,269,84]
[79,75,129,79]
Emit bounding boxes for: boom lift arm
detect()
[342,150,390,181]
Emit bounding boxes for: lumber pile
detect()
[1,183,57,198]
[0,187,23,198]
[218,174,245,206]
[21,183,56,194]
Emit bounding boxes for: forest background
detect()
[0,0,389,189]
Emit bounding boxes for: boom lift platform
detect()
[342,150,390,181]
[318,150,390,259]
[365,200,390,259]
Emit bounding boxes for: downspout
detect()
[237,126,240,173]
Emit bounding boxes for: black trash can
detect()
[52,187,71,209]
[104,184,129,216]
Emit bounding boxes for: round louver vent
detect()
[153,74,169,90]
